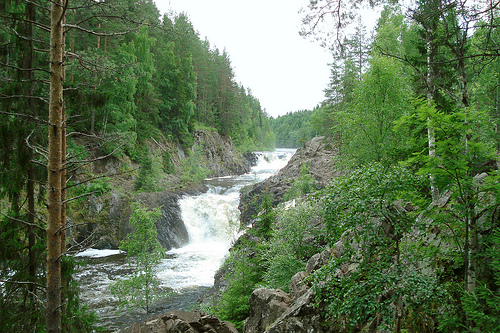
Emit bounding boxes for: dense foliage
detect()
[0,0,273,330]
[270,109,318,148]
[213,1,500,331]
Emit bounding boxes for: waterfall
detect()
[155,188,241,289]
[155,148,296,291]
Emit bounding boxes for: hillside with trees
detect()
[2,0,500,331]
[208,1,500,332]
[0,0,273,331]
[269,108,318,148]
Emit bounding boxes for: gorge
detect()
[74,149,296,332]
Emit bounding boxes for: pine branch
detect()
[63,22,143,37]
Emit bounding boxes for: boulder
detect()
[242,288,293,333]
[288,271,309,300]
[305,248,331,275]
[117,310,238,333]
[266,289,326,333]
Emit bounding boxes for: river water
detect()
[74,149,295,332]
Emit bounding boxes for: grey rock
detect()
[266,289,326,333]
[117,310,238,333]
[243,288,293,333]
[305,248,331,275]
[193,129,251,177]
[239,136,340,227]
[289,271,309,300]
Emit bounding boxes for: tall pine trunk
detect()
[47,0,65,331]
[24,2,37,314]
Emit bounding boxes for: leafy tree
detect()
[335,54,412,166]
[313,163,444,332]
[110,203,164,315]
[399,101,500,290]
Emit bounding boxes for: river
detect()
[74,149,295,332]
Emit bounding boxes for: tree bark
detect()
[426,26,438,202]
[47,0,65,331]
[25,2,37,315]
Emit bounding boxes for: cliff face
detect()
[193,130,251,177]
[67,129,251,251]
[239,136,341,227]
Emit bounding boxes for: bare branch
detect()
[0,110,49,125]
[64,142,125,166]
[0,13,50,33]
[0,61,51,74]
[62,191,100,205]
[63,22,143,37]
[0,211,45,231]
[0,279,46,290]
[64,167,138,191]
[65,226,103,254]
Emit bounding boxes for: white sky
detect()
[153,0,333,118]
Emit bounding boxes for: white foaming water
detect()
[155,148,296,291]
[75,248,124,258]
[156,190,241,289]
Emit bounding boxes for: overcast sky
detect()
[153,0,332,118]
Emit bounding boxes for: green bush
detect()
[210,241,264,331]
[135,151,165,192]
[311,163,444,331]
[284,162,316,200]
[178,145,209,185]
[261,200,324,291]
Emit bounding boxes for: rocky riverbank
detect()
[112,137,342,333]
[239,136,340,227]
[67,129,253,251]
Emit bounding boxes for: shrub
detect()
[261,200,324,291]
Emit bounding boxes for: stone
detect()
[242,288,293,333]
[289,271,309,300]
[117,310,238,333]
[239,136,340,227]
[266,289,326,333]
[305,248,331,275]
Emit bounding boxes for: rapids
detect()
[74,149,295,332]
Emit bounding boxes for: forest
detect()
[208,0,500,332]
[1,0,500,332]
[0,0,274,331]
